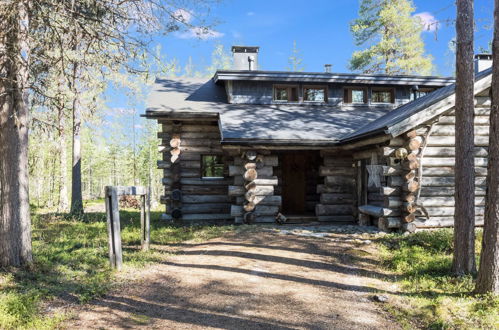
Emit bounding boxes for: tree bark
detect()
[475,0,499,294]
[58,123,69,212]
[70,94,84,215]
[0,0,33,267]
[453,0,476,275]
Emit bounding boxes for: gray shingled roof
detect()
[145,77,392,143]
[341,68,492,142]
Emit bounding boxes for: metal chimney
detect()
[231,46,259,70]
[324,64,332,73]
[474,54,492,74]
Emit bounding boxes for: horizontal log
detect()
[236,195,282,206]
[421,157,488,167]
[157,160,171,169]
[166,186,228,195]
[163,178,231,186]
[228,185,245,196]
[315,204,354,216]
[319,166,355,176]
[324,176,355,187]
[426,136,489,147]
[181,214,233,221]
[417,125,489,136]
[317,184,353,194]
[421,166,487,177]
[358,205,400,217]
[352,149,379,160]
[419,196,485,207]
[245,186,274,200]
[407,136,423,150]
[402,222,417,233]
[181,195,230,204]
[320,193,354,204]
[233,205,279,217]
[368,193,384,201]
[414,217,484,228]
[163,168,200,178]
[378,217,402,230]
[247,178,278,186]
[181,203,230,214]
[383,197,401,208]
[229,165,273,177]
[437,115,490,125]
[423,146,488,157]
[421,176,486,187]
[380,186,401,196]
[420,186,486,196]
[425,207,485,216]
[382,165,403,176]
[323,157,354,166]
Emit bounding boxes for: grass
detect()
[0,207,235,329]
[377,229,499,329]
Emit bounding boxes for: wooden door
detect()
[281,153,306,214]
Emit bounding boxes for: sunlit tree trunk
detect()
[475,0,499,294]
[0,0,33,267]
[453,0,476,276]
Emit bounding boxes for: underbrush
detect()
[0,207,234,329]
[378,229,499,329]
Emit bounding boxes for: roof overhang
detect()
[213,70,455,86]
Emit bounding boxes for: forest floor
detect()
[65,226,401,329]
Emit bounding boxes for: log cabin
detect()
[144,46,493,232]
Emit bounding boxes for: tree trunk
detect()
[58,126,69,212]
[453,0,476,275]
[475,0,499,294]
[70,97,84,215]
[0,0,33,267]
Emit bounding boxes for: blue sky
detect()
[157,0,493,76]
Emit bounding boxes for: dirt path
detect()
[67,227,400,329]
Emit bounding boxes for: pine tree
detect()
[349,0,433,75]
[287,40,305,72]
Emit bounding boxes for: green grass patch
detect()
[0,208,234,329]
[377,229,499,329]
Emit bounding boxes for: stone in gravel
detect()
[373,295,389,303]
[363,240,372,244]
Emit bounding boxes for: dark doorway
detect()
[281,151,322,215]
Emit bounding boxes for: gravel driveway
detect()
[67,226,400,329]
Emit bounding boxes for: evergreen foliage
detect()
[349,0,434,75]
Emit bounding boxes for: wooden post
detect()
[140,189,151,251]
[105,186,122,270]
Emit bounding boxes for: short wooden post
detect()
[141,187,151,251]
[105,186,123,270]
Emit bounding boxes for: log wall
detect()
[158,120,232,223]
[377,93,491,230]
[315,151,356,223]
[228,151,281,223]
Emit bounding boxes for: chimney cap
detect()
[474,53,492,60]
[324,64,332,73]
[231,46,260,53]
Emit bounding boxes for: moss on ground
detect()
[377,229,499,329]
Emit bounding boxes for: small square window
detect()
[304,87,327,102]
[201,155,225,178]
[344,88,367,104]
[273,85,298,102]
[372,88,395,103]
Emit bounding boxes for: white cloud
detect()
[414,12,439,32]
[176,27,224,40]
[247,11,255,16]
[172,9,192,24]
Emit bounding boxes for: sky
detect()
[156,0,494,76]
[105,0,494,139]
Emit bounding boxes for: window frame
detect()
[200,154,225,179]
[273,84,299,103]
[412,87,435,100]
[343,87,368,104]
[371,87,395,104]
[303,85,328,103]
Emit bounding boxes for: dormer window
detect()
[344,87,367,104]
[273,85,298,102]
[371,87,395,103]
[303,86,327,102]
